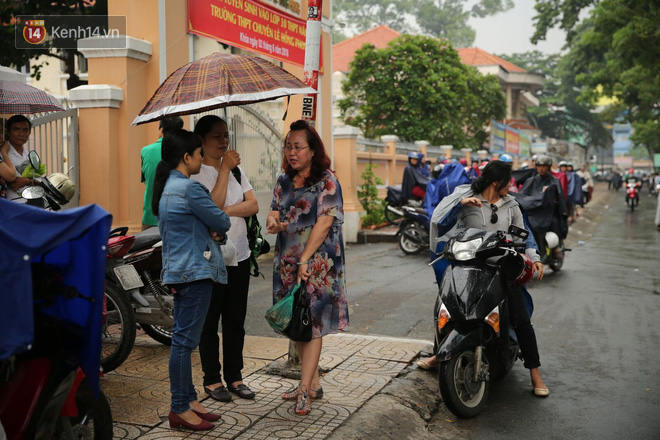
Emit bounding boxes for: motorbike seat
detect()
[414,207,428,214]
[130,228,161,252]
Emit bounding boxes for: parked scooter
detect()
[431,226,534,418]
[102,227,174,373]
[625,179,642,212]
[392,204,430,255]
[0,198,113,439]
[384,186,423,225]
[19,151,76,211]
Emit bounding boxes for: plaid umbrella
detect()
[0,80,65,114]
[132,53,316,125]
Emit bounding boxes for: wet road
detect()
[444,188,660,439]
[245,186,660,437]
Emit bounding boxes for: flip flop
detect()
[415,358,439,370]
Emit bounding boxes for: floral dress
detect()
[270,169,349,338]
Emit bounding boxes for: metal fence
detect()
[193,104,283,192]
[27,106,79,207]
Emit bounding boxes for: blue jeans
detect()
[169,279,213,413]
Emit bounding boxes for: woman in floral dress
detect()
[267,120,349,416]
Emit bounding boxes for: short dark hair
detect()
[158,116,184,134]
[194,115,226,139]
[7,115,31,132]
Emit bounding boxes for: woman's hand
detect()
[209,230,224,242]
[220,150,241,171]
[533,261,544,280]
[297,261,311,283]
[266,215,289,234]
[461,197,482,207]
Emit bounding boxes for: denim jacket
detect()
[158,170,231,285]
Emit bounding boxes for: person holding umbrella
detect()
[267,120,349,416]
[191,115,259,402]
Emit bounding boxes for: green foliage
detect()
[339,35,505,148]
[358,164,385,227]
[497,50,612,148]
[333,0,413,34]
[0,0,107,88]
[564,0,660,155]
[531,0,596,45]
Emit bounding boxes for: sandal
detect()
[294,385,311,416]
[282,383,323,400]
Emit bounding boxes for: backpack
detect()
[231,168,271,277]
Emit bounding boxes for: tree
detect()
[0,0,107,89]
[414,0,513,48]
[339,35,505,148]
[333,0,514,48]
[497,50,611,148]
[565,1,660,156]
[531,0,596,45]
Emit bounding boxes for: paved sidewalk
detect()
[104,332,429,439]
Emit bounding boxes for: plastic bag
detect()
[265,283,301,334]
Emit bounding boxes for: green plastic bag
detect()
[21,162,47,178]
[265,283,301,335]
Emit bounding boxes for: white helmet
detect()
[545,231,559,249]
[44,172,76,204]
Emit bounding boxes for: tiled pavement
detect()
[103,333,429,439]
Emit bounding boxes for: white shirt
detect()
[6,143,29,202]
[191,164,254,262]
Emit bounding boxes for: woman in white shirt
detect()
[192,115,259,402]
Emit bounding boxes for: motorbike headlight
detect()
[451,238,483,261]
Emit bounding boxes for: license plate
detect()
[113,264,144,290]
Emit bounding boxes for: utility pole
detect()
[301,0,322,126]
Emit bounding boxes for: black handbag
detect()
[283,282,312,342]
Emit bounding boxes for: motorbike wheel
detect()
[384,204,404,225]
[630,198,636,212]
[439,351,489,419]
[399,223,424,255]
[141,324,173,346]
[101,283,136,373]
[56,380,113,440]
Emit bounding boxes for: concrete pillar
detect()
[382,135,399,189]
[68,85,124,213]
[334,125,364,243]
[460,148,472,164]
[441,145,453,160]
[415,140,429,158]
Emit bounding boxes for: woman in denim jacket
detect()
[152,129,231,431]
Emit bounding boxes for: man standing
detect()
[140,117,183,230]
[5,115,35,202]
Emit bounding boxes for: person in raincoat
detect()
[417,161,550,397]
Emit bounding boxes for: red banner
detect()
[187,0,307,67]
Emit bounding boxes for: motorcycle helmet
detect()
[536,155,552,167]
[558,161,567,167]
[545,231,559,249]
[499,154,513,163]
[514,253,534,285]
[44,172,76,204]
[408,152,420,160]
[459,158,467,166]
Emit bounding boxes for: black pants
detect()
[508,285,541,369]
[198,258,251,386]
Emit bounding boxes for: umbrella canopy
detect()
[0,80,65,114]
[132,53,317,126]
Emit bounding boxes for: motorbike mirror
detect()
[21,185,44,200]
[507,224,529,239]
[28,150,41,170]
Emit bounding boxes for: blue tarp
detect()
[0,198,112,393]
[424,163,470,217]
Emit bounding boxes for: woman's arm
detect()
[224,189,258,217]
[0,142,16,182]
[266,209,288,234]
[209,151,240,208]
[187,182,232,236]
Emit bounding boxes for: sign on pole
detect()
[301,0,322,124]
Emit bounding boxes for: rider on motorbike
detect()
[401,152,429,202]
[420,161,550,397]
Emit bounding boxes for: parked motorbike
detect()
[625,180,641,212]
[431,226,534,418]
[0,198,113,439]
[392,204,429,255]
[102,227,174,373]
[19,151,76,211]
[384,186,423,225]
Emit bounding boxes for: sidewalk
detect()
[104,332,429,439]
